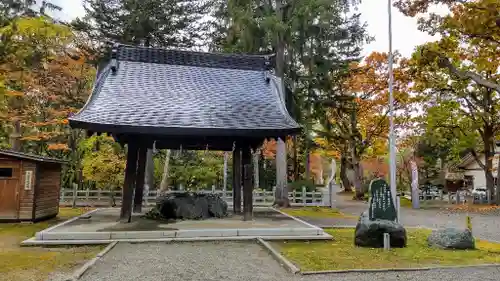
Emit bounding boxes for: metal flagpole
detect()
[387,0,399,221]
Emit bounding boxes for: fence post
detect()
[302,186,307,206]
[97,189,102,202]
[60,188,65,202]
[448,192,452,204]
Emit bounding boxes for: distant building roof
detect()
[69,44,301,140]
[0,150,66,164]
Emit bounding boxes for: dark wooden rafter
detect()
[133,146,147,213]
[232,143,242,214]
[242,145,253,221]
[120,141,139,222]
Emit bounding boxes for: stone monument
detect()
[368,178,397,221]
[354,177,406,248]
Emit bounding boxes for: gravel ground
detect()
[79,241,500,281]
[80,241,290,281]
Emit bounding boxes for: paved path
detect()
[78,241,500,281]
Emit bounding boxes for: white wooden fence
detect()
[59,186,331,207]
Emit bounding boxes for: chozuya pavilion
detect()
[69,44,301,223]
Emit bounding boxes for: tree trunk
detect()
[340,155,352,191]
[351,152,363,199]
[144,148,155,196]
[159,150,171,192]
[496,149,500,205]
[439,157,447,187]
[484,151,495,202]
[305,151,310,180]
[9,120,21,151]
[482,128,495,200]
[273,0,289,207]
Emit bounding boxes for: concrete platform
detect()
[22,207,332,245]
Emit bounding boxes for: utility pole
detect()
[387,0,399,221]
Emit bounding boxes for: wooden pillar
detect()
[133,146,147,213]
[232,145,242,214]
[242,145,253,221]
[120,141,139,223]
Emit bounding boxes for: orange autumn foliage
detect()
[260,138,295,159]
[47,143,70,151]
[0,17,95,153]
[343,52,413,154]
[309,153,324,183]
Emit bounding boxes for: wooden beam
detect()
[133,146,147,213]
[242,145,253,221]
[120,141,139,223]
[232,145,242,214]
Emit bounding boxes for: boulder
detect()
[354,211,407,248]
[155,192,228,220]
[428,228,475,250]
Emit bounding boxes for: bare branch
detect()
[437,57,500,93]
[470,149,488,171]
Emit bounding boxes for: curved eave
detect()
[69,119,301,139]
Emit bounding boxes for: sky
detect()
[50,0,444,58]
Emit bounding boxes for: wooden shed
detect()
[0,150,65,222]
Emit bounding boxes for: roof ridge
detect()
[116,43,275,59]
[112,44,275,71]
[0,149,66,164]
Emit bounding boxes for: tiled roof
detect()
[69,44,300,138]
[0,150,66,164]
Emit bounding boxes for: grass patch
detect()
[0,207,103,281]
[272,228,500,271]
[400,197,413,208]
[280,207,356,219]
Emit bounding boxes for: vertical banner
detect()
[223,152,228,198]
[329,159,336,208]
[410,160,420,209]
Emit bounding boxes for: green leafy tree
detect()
[80,134,126,190]
[401,0,500,199]
[154,150,225,190]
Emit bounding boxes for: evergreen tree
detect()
[209,0,371,205]
[72,0,210,50]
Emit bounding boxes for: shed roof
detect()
[69,44,301,140]
[0,150,66,164]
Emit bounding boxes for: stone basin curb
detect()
[21,232,333,246]
[36,208,101,240]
